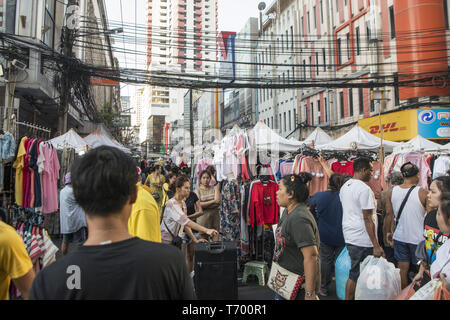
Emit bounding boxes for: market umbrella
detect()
[316,124,400,152]
[48,128,88,153]
[393,135,443,153]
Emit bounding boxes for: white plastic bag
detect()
[409,278,441,300]
[355,255,401,300]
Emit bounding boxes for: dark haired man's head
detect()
[389,172,404,186]
[277,173,312,207]
[400,162,420,185]
[329,173,345,191]
[353,157,373,182]
[71,146,138,217]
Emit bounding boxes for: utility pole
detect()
[58,0,77,135]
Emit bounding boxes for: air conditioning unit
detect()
[12,59,27,71]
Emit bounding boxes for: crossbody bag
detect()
[163,220,182,249]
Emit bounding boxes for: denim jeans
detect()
[319,243,344,293]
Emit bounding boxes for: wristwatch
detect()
[305,291,315,297]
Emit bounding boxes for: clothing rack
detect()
[14,121,51,139]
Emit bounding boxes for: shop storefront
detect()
[358,108,450,142]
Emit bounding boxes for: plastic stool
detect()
[242,261,269,286]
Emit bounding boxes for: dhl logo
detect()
[438,112,450,120]
[369,122,401,134]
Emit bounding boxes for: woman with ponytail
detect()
[272,173,321,300]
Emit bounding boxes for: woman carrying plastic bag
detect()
[355,255,401,300]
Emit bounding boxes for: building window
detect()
[445,0,449,30]
[317,100,321,123]
[313,6,317,28]
[279,114,282,130]
[320,0,324,23]
[289,110,292,131]
[286,30,289,50]
[284,112,287,132]
[389,6,396,39]
[337,38,342,65]
[307,11,311,32]
[359,87,364,114]
[291,26,294,49]
[304,105,308,124]
[356,26,360,55]
[294,109,297,127]
[309,56,312,78]
[346,33,351,60]
[324,97,328,123]
[271,116,274,128]
[301,17,304,36]
[394,73,400,106]
[311,102,314,126]
[323,48,326,71]
[349,88,354,116]
[303,60,306,79]
[281,34,284,52]
[340,91,345,118]
[316,52,319,75]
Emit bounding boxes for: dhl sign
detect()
[358,110,418,141]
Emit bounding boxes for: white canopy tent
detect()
[316,124,400,152]
[84,126,131,154]
[48,128,88,153]
[251,121,302,152]
[393,135,444,153]
[440,143,450,151]
[299,127,333,147]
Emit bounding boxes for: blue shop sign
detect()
[417,108,450,139]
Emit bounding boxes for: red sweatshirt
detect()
[248,181,280,226]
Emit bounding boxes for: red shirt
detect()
[331,161,354,176]
[248,181,280,226]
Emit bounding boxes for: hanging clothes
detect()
[219,180,241,242]
[365,161,387,199]
[247,179,280,227]
[12,137,27,207]
[300,157,329,197]
[41,143,60,214]
[0,132,16,192]
[432,156,450,179]
[331,160,354,176]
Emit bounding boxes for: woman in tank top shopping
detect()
[194,170,221,241]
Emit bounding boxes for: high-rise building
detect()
[144,0,218,156]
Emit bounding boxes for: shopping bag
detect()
[409,278,441,300]
[335,247,351,300]
[433,283,450,300]
[393,282,415,300]
[355,255,401,300]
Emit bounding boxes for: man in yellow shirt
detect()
[128,167,161,243]
[0,221,35,300]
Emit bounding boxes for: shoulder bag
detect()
[267,261,305,300]
[162,219,182,249]
[394,186,416,231]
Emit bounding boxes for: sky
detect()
[104,0,266,96]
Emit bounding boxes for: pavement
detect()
[51,235,340,300]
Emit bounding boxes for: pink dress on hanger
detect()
[41,144,60,214]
